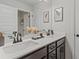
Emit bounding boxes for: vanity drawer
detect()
[57,38,64,47]
[48,42,56,52]
[48,50,56,59]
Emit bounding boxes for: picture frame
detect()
[43,11,49,23]
[54,7,63,22]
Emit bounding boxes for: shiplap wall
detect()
[0,0,32,44]
[0,4,17,43]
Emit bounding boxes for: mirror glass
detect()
[0,0,53,44]
[18,10,30,36]
[18,0,52,36]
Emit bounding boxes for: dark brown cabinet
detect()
[19,37,65,59]
[19,47,47,59]
[47,42,56,59]
[47,38,65,59]
[56,38,65,59]
[57,44,65,59]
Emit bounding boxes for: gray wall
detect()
[52,0,75,59]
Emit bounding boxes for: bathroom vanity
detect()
[0,32,65,59]
[19,35,65,59]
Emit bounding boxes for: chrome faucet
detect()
[13,31,22,44]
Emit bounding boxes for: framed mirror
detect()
[17,0,53,37]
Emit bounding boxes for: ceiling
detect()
[16,0,41,6]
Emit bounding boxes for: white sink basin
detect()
[3,41,38,54]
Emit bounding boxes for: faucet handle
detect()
[13,31,17,36]
[18,33,22,42]
[19,33,21,36]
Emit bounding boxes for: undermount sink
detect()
[3,41,38,54]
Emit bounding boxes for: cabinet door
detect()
[57,44,65,59]
[41,56,47,59]
[22,47,47,59]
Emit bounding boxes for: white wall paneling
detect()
[0,4,18,43]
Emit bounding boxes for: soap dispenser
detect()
[51,30,54,35]
[47,29,51,36]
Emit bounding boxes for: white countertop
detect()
[0,32,66,59]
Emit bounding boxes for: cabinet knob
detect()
[76,34,79,37]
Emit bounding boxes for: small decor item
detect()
[54,7,63,22]
[40,33,44,38]
[0,32,4,46]
[43,11,49,23]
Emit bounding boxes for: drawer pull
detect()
[49,46,55,49]
[76,34,79,37]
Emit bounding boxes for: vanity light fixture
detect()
[40,0,42,1]
[40,0,48,2]
[44,0,48,2]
